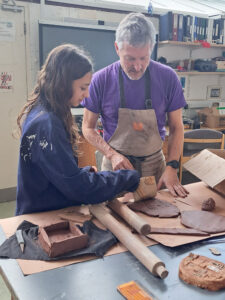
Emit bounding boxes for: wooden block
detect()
[133,176,157,201]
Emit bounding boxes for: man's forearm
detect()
[167,126,184,162]
[82,128,117,160]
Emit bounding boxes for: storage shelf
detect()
[158,41,225,48]
[176,71,225,75]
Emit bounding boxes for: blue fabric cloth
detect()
[16,103,140,215]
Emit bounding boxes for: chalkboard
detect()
[39,23,119,71]
[39,22,158,72]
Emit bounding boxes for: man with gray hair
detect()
[82,12,188,198]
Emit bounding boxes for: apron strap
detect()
[119,67,127,108]
[145,68,152,109]
[119,66,152,109]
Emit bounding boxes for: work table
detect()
[1,182,225,299]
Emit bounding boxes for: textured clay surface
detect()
[179,253,225,291]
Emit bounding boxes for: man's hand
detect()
[157,167,189,198]
[110,152,134,171]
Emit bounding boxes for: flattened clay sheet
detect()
[129,198,180,218]
[149,227,209,236]
[181,210,225,233]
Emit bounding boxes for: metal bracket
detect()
[1,0,23,12]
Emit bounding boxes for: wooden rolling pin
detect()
[108,198,151,235]
[90,204,168,279]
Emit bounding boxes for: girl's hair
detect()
[116,13,156,51]
[17,44,93,155]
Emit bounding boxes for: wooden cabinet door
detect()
[78,137,97,167]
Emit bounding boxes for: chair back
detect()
[179,129,224,182]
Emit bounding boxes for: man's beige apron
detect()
[101,67,166,182]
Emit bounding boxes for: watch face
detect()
[167,160,179,169]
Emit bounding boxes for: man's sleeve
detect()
[166,69,187,112]
[82,74,102,114]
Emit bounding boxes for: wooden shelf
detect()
[176,71,225,75]
[158,41,225,48]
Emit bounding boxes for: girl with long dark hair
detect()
[16,44,139,215]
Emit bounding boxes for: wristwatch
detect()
[166,160,179,169]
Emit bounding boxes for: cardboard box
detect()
[216,61,225,71]
[198,107,225,128]
[184,149,225,196]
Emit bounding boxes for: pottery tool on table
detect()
[117,281,155,300]
[16,229,25,253]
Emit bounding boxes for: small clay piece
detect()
[209,248,221,256]
[133,176,157,201]
[149,227,208,236]
[129,198,180,218]
[38,221,88,257]
[181,210,225,233]
[179,253,225,291]
[201,197,216,211]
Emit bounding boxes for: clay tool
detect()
[108,198,151,235]
[117,281,156,300]
[90,204,168,279]
[16,229,25,253]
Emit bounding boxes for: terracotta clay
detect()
[181,210,225,233]
[179,253,225,291]
[38,221,88,257]
[129,198,180,218]
[201,197,216,211]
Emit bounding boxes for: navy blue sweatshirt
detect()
[16,103,140,215]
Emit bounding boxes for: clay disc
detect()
[128,198,180,218]
[181,210,225,233]
[179,253,225,291]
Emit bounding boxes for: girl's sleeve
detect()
[32,118,140,205]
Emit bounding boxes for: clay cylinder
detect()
[108,199,151,235]
[90,204,168,279]
[133,176,157,202]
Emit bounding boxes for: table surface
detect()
[1,225,225,300]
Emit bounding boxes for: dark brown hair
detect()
[17,44,93,155]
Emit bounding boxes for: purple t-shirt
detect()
[82,60,186,142]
